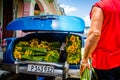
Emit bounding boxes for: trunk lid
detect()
[6,15,85,33]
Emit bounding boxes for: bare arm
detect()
[82,7,104,62]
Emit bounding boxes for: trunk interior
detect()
[13,33,82,65]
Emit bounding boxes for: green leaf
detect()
[81,68,91,80]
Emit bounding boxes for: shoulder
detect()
[90,5,103,19]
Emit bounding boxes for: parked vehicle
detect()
[0,15,85,80]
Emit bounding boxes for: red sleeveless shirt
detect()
[91,0,120,69]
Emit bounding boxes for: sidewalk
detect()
[0,47,8,76]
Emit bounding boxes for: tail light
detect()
[1,39,7,52]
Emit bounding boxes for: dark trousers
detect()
[94,67,120,80]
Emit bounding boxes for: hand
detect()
[80,61,90,76]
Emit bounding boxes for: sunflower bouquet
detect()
[13,38,60,62]
[65,34,81,64]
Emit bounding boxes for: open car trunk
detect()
[1,15,85,79]
[13,32,83,63]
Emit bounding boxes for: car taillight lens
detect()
[1,39,7,52]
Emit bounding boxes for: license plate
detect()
[27,64,54,74]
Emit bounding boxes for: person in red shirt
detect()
[80,0,120,80]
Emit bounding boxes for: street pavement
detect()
[0,47,8,76]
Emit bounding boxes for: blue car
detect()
[0,15,85,80]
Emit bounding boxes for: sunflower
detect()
[14,51,21,59]
[70,35,76,42]
[65,34,81,64]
